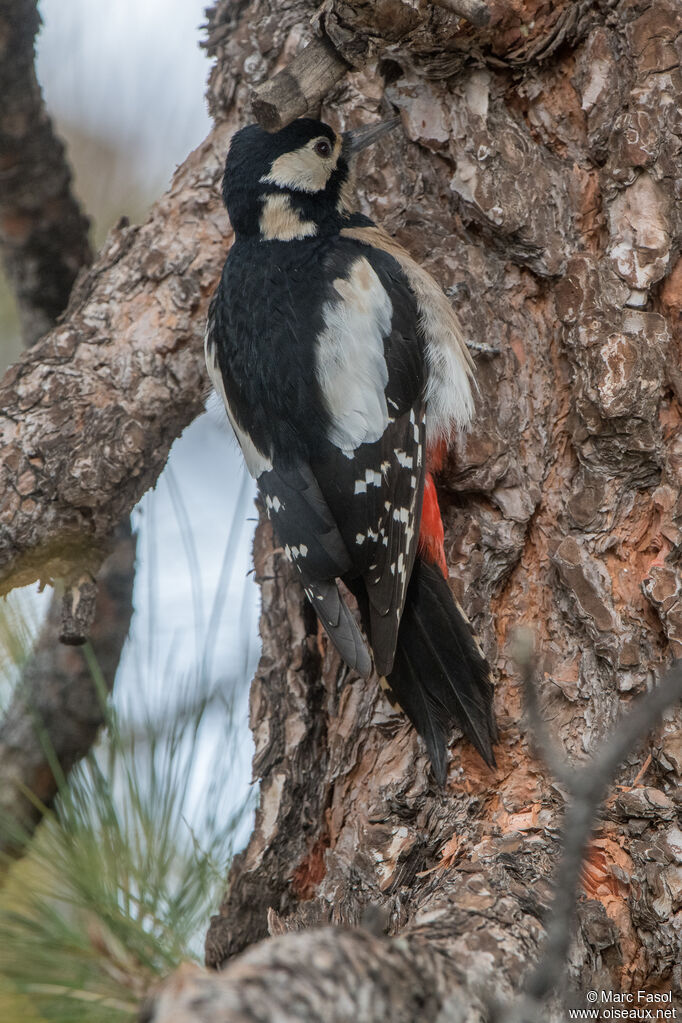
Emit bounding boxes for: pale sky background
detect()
[37,0,214,197]
[28,0,260,840]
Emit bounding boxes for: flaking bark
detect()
[199,0,682,1014]
[0,0,680,1015]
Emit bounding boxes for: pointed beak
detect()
[343,116,401,155]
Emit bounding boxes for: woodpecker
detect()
[205,116,497,783]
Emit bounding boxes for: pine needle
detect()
[0,676,251,1021]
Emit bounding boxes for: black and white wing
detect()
[257,460,373,677]
[207,240,426,678]
[262,244,426,676]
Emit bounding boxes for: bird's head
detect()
[222,116,398,241]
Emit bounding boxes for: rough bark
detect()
[0,0,93,347]
[0,121,236,597]
[0,520,135,860]
[0,0,680,1015]
[195,0,682,1014]
[148,660,682,1022]
[0,1,134,864]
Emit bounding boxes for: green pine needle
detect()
[0,636,251,1022]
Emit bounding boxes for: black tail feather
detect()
[385,557,497,784]
[390,642,450,784]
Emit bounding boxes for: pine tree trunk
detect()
[0,0,679,1014]
[197,0,682,1013]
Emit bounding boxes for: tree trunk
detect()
[0,0,92,348]
[195,0,682,1013]
[0,0,135,863]
[0,0,679,1014]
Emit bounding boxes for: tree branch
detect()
[0,113,233,844]
[0,0,92,346]
[250,36,349,132]
[144,929,457,1023]
[0,120,235,598]
[0,519,135,863]
[148,870,537,1023]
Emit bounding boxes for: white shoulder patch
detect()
[315,257,392,452]
[339,226,476,444]
[204,321,272,479]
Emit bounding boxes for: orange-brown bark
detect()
[200,0,682,1013]
[0,0,680,1016]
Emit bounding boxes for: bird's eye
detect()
[314,138,332,158]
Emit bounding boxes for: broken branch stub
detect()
[431,0,492,28]
[250,36,349,132]
[59,573,98,645]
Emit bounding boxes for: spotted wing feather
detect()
[258,461,372,677]
[207,234,427,680]
[308,246,426,675]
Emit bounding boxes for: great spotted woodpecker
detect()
[205,116,497,783]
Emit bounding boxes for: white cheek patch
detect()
[260,137,340,193]
[316,257,392,452]
[204,323,273,479]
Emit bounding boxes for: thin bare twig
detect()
[516,630,574,789]
[514,641,682,1018]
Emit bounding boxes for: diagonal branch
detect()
[0,117,233,849]
[0,0,92,347]
[0,119,235,599]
